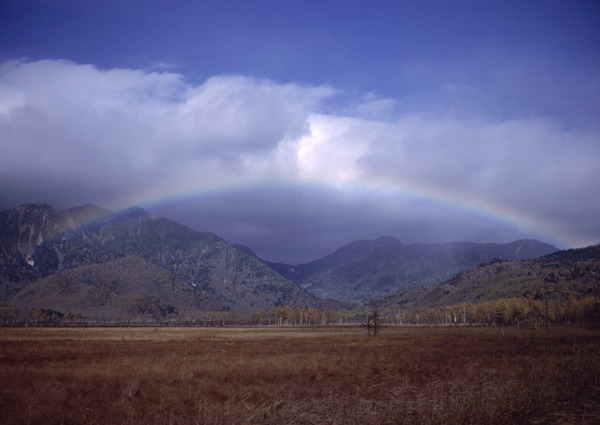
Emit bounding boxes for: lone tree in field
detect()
[365,300,381,337]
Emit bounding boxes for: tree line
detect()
[1,295,599,327]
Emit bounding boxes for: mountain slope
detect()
[266,236,558,302]
[1,204,321,312]
[379,244,600,310]
[10,255,225,318]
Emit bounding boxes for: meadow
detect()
[1,325,599,424]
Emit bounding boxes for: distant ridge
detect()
[264,236,558,302]
[0,202,564,317]
[376,244,600,311]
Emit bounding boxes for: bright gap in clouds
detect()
[0,59,599,263]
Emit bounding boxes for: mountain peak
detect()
[110,206,155,222]
[503,239,559,260]
[373,235,402,246]
[62,204,111,216]
[273,237,560,303]
[1,202,323,313]
[61,204,112,227]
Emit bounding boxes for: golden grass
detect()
[1,325,599,424]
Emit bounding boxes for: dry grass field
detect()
[1,325,599,425]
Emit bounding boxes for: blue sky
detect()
[1,0,599,263]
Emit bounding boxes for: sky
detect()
[1,0,599,264]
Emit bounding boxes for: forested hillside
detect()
[0,203,323,318]
[375,244,600,326]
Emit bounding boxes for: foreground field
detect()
[1,326,599,424]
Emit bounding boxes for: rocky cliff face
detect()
[1,204,62,299]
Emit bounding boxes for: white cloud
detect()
[0,59,333,196]
[171,75,330,157]
[1,59,598,251]
[296,114,377,183]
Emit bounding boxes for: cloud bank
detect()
[1,59,598,262]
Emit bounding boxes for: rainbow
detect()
[103,175,585,250]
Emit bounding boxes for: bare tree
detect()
[365,300,381,337]
[371,306,380,337]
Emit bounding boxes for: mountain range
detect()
[261,236,558,302]
[1,203,564,319]
[0,204,321,317]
